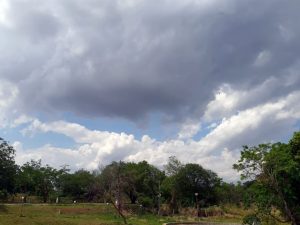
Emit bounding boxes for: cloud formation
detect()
[0,0,299,121]
[15,90,300,182]
[1,0,300,181]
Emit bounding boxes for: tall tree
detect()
[162,157,221,213]
[99,161,128,224]
[175,164,221,207]
[0,137,17,198]
[123,161,165,206]
[234,132,300,225]
[164,156,183,176]
[161,156,183,213]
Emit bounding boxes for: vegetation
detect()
[234,132,300,225]
[0,203,249,225]
[0,138,17,200]
[0,132,299,225]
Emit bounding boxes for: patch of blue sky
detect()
[192,127,210,141]
[192,121,221,141]
[0,125,27,145]
[283,121,300,143]
[0,125,75,150]
[23,131,76,149]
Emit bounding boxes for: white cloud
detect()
[203,74,300,123]
[0,0,11,27]
[178,119,201,139]
[15,90,300,182]
[11,114,34,128]
[0,79,18,109]
[203,84,240,122]
[0,79,19,128]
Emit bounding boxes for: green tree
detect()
[123,161,165,207]
[0,137,17,198]
[162,157,221,213]
[161,156,183,213]
[215,181,244,205]
[175,163,221,207]
[234,132,300,225]
[164,156,183,176]
[17,160,66,203]
[60,169,95,200]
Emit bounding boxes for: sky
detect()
[0,0,300,182]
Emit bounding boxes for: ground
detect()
[0,203,245,225]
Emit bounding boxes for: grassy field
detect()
[0,203,245,225]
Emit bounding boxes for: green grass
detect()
[0,204,244,225]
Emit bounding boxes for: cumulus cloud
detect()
[178,119,201,140]
[15,90,300,182]
[17,118,241,181]
[203,73,300,123]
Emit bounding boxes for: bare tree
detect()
[99,161,128,224]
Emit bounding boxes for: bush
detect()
[0,189,8,201]
[138,196,153,208]
[243,214,261,225]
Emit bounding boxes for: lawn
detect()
[0,203,243,225]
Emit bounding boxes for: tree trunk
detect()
[282,199,297,225]
[129,190,137,204]
[269,171,297,225]
[111,199,127,224]
[170,190,178,214]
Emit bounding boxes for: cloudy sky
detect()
[1,0,300,182]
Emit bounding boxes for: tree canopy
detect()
[0,138,17,198]
[234,132,300,225]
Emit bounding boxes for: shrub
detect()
[243,214,261,225]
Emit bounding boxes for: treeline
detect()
[1,131,299,225]
[0,137,242,210]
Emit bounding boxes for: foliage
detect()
[0,138,17,197]
[234,132,300,225]
[162,157,221,212]
[215,181,244,205]
[122,161,165,206]
[59,169,94,200]
[164,156,183,176]
[242,214,261,225]
[17,160,68,202]
[175,163,221,207]
[5,134,295,225]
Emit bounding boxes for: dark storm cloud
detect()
[1,0,300,120]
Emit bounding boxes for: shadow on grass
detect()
[0,204,8,213]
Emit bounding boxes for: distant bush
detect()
[0,190,8,201]
[138,196,153,208]
[243,214,261,225]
